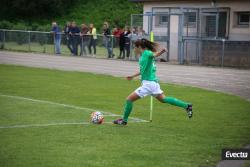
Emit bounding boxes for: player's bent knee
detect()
[155,95,165,103]
[126,97,131,101]
[158,98,165,103]
[126,96,134,101]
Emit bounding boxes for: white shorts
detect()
[135,80,163,98]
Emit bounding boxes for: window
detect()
[155,14,169,27]
[206,15,216,37]
[160,15,168,25]
[184,12,197,27]
[200,10,229,38]
[238,12,250,25]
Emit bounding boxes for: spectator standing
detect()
[124,27,131,60]
[130,27,139,41]
[69,22,80,56]
[80,24,89,56]
[131,27,141,60]
[112,27,122,48]
[133,27,145,60]
[118,28,125,59]
[88,23,97,57]
[51,22,61,54]
[63,22,73,54]
[103,22,113,58]
[137,26,146,39]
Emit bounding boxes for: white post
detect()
[149,30,154,122]
[150,96,153,122]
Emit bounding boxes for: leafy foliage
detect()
[62,0,143,29]
[0,0,78,19]
[0,0,142,31]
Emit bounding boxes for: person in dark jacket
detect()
[103,22,113,58]
[124,27,131,60]
[63,22,73,54]
[69,21,80,56]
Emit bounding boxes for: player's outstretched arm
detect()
[154,48,168,57]
[126,72,140,80]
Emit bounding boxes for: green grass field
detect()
[0,64,249,167]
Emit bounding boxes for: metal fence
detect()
[0,29,120,58]
[182,38,250,68]
[1,29,249,68]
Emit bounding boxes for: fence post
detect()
[81,36,83,56]
[111,35,114,57]
[53,33,56,54]
[130,14,133,60]
[3,30,6,49]
[43,33,46,53]
[221,39,225,67]
[28,31,31,51]
[180,38,185,64]
[198,39,202,65]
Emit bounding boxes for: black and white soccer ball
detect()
[91,111,104,124]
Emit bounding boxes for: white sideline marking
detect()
[0,122,114,129]
[0,119,149,129]
[0,94,117,116]
[0,122,89,129]
[0,94,148,129]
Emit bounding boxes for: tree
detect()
[0,0,78,20]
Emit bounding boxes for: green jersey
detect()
[139,50,158,82]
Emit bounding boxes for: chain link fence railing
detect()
[182,38,250,68]
[1,29,249,68]
[0,29,121,59]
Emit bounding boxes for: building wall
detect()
[143,1,250,40]
[138,1,250,65]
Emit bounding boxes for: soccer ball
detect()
[91,111,104,124]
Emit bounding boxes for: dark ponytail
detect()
[134,38,158,52]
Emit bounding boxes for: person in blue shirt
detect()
[51,22,61,54]
[69,21,80,56]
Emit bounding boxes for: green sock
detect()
[123,100,133,122]
[163,97,188,109]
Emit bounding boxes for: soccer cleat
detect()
[113,118,127,125]
[186,104,193,118]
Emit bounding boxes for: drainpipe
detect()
[211,0,216,7]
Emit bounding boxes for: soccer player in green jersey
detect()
[113,38,193,125]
